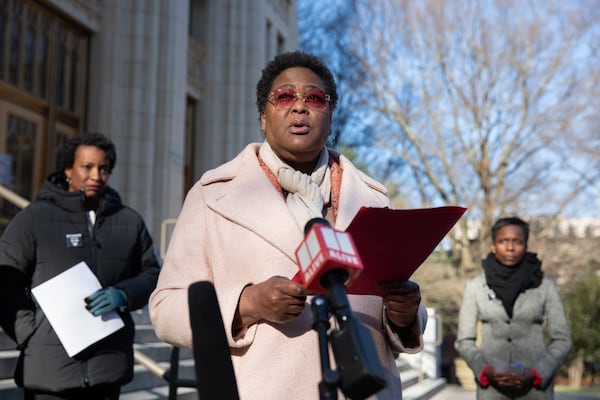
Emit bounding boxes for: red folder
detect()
[293,206,467,296]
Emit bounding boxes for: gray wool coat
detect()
[455,273,572,400]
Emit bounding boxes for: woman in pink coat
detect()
[149,51,427,399]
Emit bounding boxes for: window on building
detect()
[266,20,272,64]
[184,96,197,195]
[277,32,285,56]
[0,0,90,232]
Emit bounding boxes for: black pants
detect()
[24,385,120,400]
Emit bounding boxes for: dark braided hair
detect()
[255,51,338,119]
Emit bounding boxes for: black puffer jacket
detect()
[0,172,160,392]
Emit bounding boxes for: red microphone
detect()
[294,218,364,293]
[295,219,387,398]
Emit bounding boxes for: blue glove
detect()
[85,286,127,316]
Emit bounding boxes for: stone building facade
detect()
[0,0,299,244]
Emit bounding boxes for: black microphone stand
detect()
[312,270,387,400]
[312,295,340,400]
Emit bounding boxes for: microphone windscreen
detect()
[304,217,331,234]
[296,220,364,293]
[188,281,240,400]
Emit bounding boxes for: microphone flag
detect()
[295,222,364,293]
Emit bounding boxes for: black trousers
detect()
[24,385,120,400]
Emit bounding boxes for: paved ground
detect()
[429,384,600,400]
[428,384,475,400]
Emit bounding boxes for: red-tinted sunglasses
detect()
[268,88,331,111]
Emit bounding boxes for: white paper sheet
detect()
[31,261,124,357]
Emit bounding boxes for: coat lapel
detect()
[201,145,390,262]
[202,144,303,262]
[335,154,390,231]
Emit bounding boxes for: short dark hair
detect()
[491,216,529,245]
[255,51,338,118]
[57,132,117,174]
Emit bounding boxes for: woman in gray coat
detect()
[455,216,572,399]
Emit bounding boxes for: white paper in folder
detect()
[31,261,124,357]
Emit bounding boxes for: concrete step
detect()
[397,354,447,400]
[120,385,198,400]
[396,358,414,372]
[134,342,193,363]
[131,308,154,325]
[122,358,196,394]
[399,367,421,388]
[402,377,447,400]
[0,350,18,379]
[0,378,23,400]
[135,324,160,343]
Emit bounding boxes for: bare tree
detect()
[297,2,378,148]
[301,0,600,271]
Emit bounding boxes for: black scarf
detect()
[482,252,544,318]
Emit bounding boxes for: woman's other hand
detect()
[379,280,421,328]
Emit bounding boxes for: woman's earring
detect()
[66,177,71,184]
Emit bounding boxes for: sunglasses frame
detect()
[268,88,331,111]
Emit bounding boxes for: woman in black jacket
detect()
[0,132,160,400]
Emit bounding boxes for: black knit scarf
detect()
[482,252,544,318]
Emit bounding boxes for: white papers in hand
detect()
[31,261,124,357]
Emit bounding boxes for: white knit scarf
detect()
[259,141,331,229]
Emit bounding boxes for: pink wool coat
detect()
[149,143,427,400]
